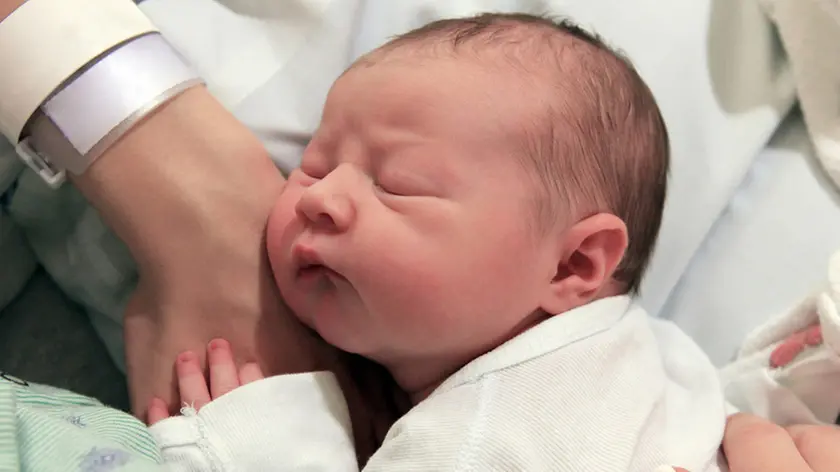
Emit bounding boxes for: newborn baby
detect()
[157,12,728,471]
[268,12,727,470]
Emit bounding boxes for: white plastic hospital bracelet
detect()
[0,0,158,142]
[17,33,204,186]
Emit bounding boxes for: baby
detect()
[154,12,727,471]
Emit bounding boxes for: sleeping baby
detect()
[151,12,729,471]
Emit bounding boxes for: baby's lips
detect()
[292,241,326,270]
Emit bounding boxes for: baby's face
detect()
[266,58,560,371]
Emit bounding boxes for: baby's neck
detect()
[385,358,465,404]
[386,309,552,404]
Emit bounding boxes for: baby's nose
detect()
[295,186,355,232]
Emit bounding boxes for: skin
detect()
[676,413,840,472]
[147,338,264,423]
[265,55,629,401]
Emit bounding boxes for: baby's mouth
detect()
[297,263,344,284]
[293,245,344,282]
[298,261,328,277]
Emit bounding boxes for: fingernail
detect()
[178,351,195,363]
[653,466,677,472]
[209,339,228,351]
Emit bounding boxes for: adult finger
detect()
[238,362,264,385]
[176,350,211,410]
[207,338,240,399]
[723,413,811,472]
[146,397,170,425]
[787,423,840,472]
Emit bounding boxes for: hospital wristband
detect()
[0,0,158,142]
[18,33,204,187]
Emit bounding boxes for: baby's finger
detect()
[208,338,240,399]
[770,331,808,368]
[239,362,265,385]
[147,397,170,425]
[176,350,211,410]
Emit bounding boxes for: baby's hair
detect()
[366,13,669,294]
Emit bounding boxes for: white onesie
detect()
[154,295,729,471]
[359,296,726,471]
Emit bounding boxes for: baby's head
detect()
[267,13,669,394]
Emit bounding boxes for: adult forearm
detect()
[3,0,306,411]
[73,85,314,415]
[2,0,283,284]
[73,86,285,284]
[0,0,22,21]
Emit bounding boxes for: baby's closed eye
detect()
[375,169,440,197]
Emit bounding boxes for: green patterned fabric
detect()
[0,375,162,472]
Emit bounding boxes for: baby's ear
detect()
[539,213,628,314]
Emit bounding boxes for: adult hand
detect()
[673,413,840,472]
[123,272,328,417]
[723,413,840,471]
[125,278,407,464]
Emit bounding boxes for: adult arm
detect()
[1,0,329,414]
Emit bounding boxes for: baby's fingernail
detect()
[653,466,677,472]
[178,351,196,363]
[209,338,229,351]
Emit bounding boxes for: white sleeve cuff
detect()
[149,371,359,471]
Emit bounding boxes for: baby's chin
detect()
[277,285,315,323]
[278,277,377,354]
[308,306,374,355]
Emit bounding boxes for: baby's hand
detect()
[147,338,264,425]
